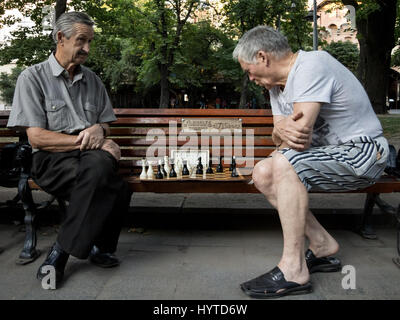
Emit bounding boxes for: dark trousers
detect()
[31,149,132,259]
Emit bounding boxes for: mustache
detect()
[78,51,88,56]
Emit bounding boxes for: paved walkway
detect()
[0,188,399,300]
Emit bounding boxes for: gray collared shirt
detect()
[7,53,116,133]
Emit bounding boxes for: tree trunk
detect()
[159,64,170,108]
[239,74,249,109]
[345,0,397,114]
[55,0,67,21]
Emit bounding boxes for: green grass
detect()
[377,114,400,139]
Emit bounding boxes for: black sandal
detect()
[305,249,342,273]
[240,266,312,299]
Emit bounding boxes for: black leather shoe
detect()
[37,242,69,287]
[305,249,341,273]
[89,245,120,268]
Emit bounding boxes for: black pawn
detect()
[156,164,164,179]
[229,156,235,171]
[216,156,223,173]
[182,163,190,176]
[169,164,177,178]
[206,159,213,174]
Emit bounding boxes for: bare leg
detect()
[252,153,339,284]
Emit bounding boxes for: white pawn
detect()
[164,156,171,176]
[140,158,147,180]
[147,161,154,179]
[176,158,182,178]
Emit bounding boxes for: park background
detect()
[0,0,400,117]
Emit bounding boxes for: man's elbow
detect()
[26,127,44,149]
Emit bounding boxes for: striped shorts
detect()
[278,136,389,192]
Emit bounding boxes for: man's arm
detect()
[273,102,321,151]
[27,127,81,152]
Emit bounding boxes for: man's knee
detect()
[79,150,118,182]
[252,159,273,190]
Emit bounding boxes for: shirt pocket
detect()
[83,102,99,124]
[45,99,69,132]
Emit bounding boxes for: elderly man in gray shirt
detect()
[8,12,131,289]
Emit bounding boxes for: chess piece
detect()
[169,163,177,178]
[156,160,164,179]
[164,156,171,176]
[229,156,234,171]
[140,158,147,180]
[206,159,214,174]
[196,157,203,175]
[231,156,239,177]
[161,161,167,177]
[146,162,154,179]
[176,158,182,178]
[182,161,190,176]
[216,156,224,173]
[197,157,203,170]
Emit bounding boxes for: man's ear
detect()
[256,50,269,67]
[57,31,64,44]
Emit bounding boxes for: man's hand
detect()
[101,139,121,161]
[75,124,104,150]
[274,111,312,151]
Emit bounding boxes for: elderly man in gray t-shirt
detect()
[7,12,131,289]
[233,26,389,298]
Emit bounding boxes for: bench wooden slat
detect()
[113,117,274,126]
[110,127,273,136]
[113,137,274,147]
[120,148,274,158]
[113,108,273,117]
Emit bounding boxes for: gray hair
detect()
[52,12,94,44]
[233,26,291,64]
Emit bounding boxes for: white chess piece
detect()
[147,161,154,179]
[164,156,171,176]
[140,158,147,180]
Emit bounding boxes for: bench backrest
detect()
[111,109,274,176]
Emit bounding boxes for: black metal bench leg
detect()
[16,173,41,265]
[359,193,378,240]
[393,204,400,268]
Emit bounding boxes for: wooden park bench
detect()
[1,108,399,265]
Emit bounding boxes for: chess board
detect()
[139,168,248,182]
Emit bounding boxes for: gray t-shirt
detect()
[7,53,116,133]
[270,50,383,146]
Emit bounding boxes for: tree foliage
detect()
[0,66,25,105]
[323,40,359,74]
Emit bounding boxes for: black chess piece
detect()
[169,163,177,178]
[229,156,235,171]
[156,164,164,179]
[216,156,223,173]
[161,163,167,177]
[197,157,203,170]
[206,159,214,174]
[182,162,190,176]
[231,157,238,177]
[196,157,203,175]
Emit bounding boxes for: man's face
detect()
[59,23,94,65]
[239,52,275,90]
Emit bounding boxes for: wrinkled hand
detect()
[101,139,121,161]
[75,124,104,151]
[275,111,312,151]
